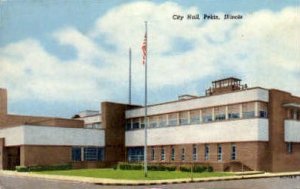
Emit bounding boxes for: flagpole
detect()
[144,21,148,177]
[129,48,132,105]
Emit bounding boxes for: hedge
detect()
[16,164,72,172]
[117,162,176,171]
[179,165,213,173]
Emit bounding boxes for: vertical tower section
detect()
[101,102,128,164]
[0,89,7,115]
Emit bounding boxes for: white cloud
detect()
[0,2,299,108]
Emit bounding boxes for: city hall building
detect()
[0,77,300,172]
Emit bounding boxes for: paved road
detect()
[0,175,300,189]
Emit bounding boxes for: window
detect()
[192,145,197,161]
[287,142,293,154]
[205,144,209,160]
[128,147,144,162]
[171,147,175,161]
[179,111,189,125]
[231,144,237,160]
[168,113,178,126]
[151,147,155,161]
[190,110,200,124]
[149,116,158,128]
[126,119,132,130]
[72,147,81,161]
[242,102,255,118]
[215,107,226,121]
[202,108,213,123]
[258,102,268,118]
[132,118,140,129]
[228,104,240,119]
[83,147,104,161]
[161,147,165,161]
[159,115,167,127]
[217,144,222,161]
[181,148,185,161]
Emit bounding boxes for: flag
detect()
[142,32,147,65]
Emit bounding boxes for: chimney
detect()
[0,88,7,115]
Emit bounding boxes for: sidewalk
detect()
[1,170,300,186]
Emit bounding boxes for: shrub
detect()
[164,165,176,171]
[118,162,143,170]
[193,165,207,173]
[207,166,213,172]
[179,165,192,172]
[16,166,29,172]
[28,164,72,172]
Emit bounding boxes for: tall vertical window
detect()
[215,106,226,121]
[171,147,175,161]
[217,144,222,161]
[72,147,81,161]
[168,113,178,126]
[190,110,200,124]
[192,145,197,161]
[179,111,189,125]
[181,148,185,161]
[205,144,209,160]
[132,118,140,129]
[202,108,213,123]
[287,142,293,154]
[161,147,165,161]
[151,147,155,160]
[258,102,268,118]
[231,144,237,160]
[228,104,240,119]
[242,102,255,118]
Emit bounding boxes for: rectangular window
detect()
[168,113,178,126]
[217,144,222,161]
[202,108,213,123]
[192,145,197,161]
[181,148,185,161]
[215,107,226,121]
[159,115,167,127]
[171,147,175,161]
[228,104,240,119]
[128,147,144,162]
[242,102,255,118]
[205,144,209,160]
[190,110,200,124]
[72,147,81,161]
[161,147,165,161]
[231,144,237,160]
[126,119,132,130]
[179,111,189,125]
[151,147,155,161]
[83,147,104,161]
[287,142,293,154]
[258,102,268,118]
[132,118,140,129]
[149,116,158,128]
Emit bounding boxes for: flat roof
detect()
[212,77,241,83]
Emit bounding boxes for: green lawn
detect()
[35,169,233,180]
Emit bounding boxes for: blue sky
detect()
[0,0,299,118]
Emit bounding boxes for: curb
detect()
[1,170,300,186]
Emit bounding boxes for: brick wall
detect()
[20,145,71,166]
[269,89,300,172]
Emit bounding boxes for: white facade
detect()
[285,120,300,142]
[126,88,269,118]
[126,118,269,146]
[0,125,105,146]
